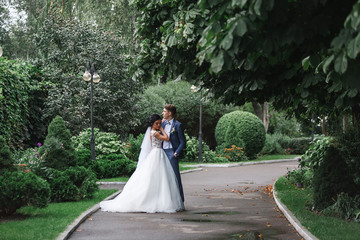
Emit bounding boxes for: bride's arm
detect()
[154,126,169,141]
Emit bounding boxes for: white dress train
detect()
[100,130,184,213]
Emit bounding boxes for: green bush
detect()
[222,145,248,162]
[0,135,14,172]
[13,144,43,173]
[121,134,144,162]
[300,137,331,170]
[313,144,358,210]
[260,134,283,155]
[286,168,313,189]
[46,166,98,202]
[215,111,266,159]
[183,133,228,163]
[0,170,50,216]
[39,116,76,170]
[287,137,312,154]
[72,128,123,159]
[337,126,360,185]
[322,193,360,221]
[90,154,136,179]
[76,149,92,168]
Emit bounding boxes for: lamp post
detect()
[83,62,100,160]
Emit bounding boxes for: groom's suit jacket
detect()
[162,119,186,158]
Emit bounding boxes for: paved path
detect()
[69,161,303,240]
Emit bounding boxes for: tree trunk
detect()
[252,102,272,132]
[342,115,348,132]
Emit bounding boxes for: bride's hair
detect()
[146,114,161,127]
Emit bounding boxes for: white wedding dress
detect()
[100,130,184,213]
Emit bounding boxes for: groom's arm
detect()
[175,123,186,157]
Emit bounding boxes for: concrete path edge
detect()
[273,180,319,240]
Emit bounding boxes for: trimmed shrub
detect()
[0,135,14,172]
[46,166,98,202]
[90,154,136,179]
[260,134,283,155]
[313,144,358,210]
[76,149,92,168]
[287,137,312,154]
[39,116,76,170]
[0,170,50,216]
[215,111,266,159]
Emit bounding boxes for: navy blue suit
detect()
[162,119,186,202]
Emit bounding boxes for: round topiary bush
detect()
[215,111,266,159]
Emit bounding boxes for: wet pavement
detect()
[68,161,303,240]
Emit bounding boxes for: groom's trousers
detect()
[164,148,184,202]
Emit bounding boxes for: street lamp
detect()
[83,62,100,160]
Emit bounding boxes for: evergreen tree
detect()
[40,116,76,170]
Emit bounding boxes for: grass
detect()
[181,154,300,165]
[98,177,129,182]
[275,176,360,240]
[0,189,117,240]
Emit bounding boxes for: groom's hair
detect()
[164,104,176,117]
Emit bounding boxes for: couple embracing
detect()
[100,104,186,213]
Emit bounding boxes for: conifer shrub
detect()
[0,171,50,216]
[47,166,98,202]
[215,111,265,159]
[313,144,358,210]
[0,135,14,172]
[39,116,76,170]
[90,154,136,179]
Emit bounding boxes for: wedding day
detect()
[1,1,360,240]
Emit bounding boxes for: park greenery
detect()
[1,0,360,236]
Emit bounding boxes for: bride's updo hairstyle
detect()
[146,114,162,128]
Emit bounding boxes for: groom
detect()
[162,104,186,202]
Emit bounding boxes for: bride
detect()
[100,114,184,213]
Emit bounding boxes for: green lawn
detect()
[275,176,360,240]
[0,189,117,240]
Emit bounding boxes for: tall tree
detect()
[131,0,360,128]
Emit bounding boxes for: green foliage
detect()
[337,126,360,185]
[46,166,98,202]
[72,128,123,159]
[90,154,136,179]
[313,144,358,211]
[183,133,228,163]
[13,144,43,173]
[260,134,283,155]
[0,170,50,216]
[0,135,13,171]
[322,193,360,221]
[75,149,92,168]
[0,58,46,148]
[286,168,313,189]
[134,81,237,147]
[215,111,266,159]
[35,14,140,137]
[286,137,312,155]
[121,134,144,162]
[221,145,248,162]
[40,116,76,170]
[300,137,331,170]
[268,112,301,137]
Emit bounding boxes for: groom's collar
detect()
[168,118,174,124]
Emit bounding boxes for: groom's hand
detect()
[174,152,178,158]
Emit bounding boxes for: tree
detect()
[131,0,360,129]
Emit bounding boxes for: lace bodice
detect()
[151,130,163,148]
